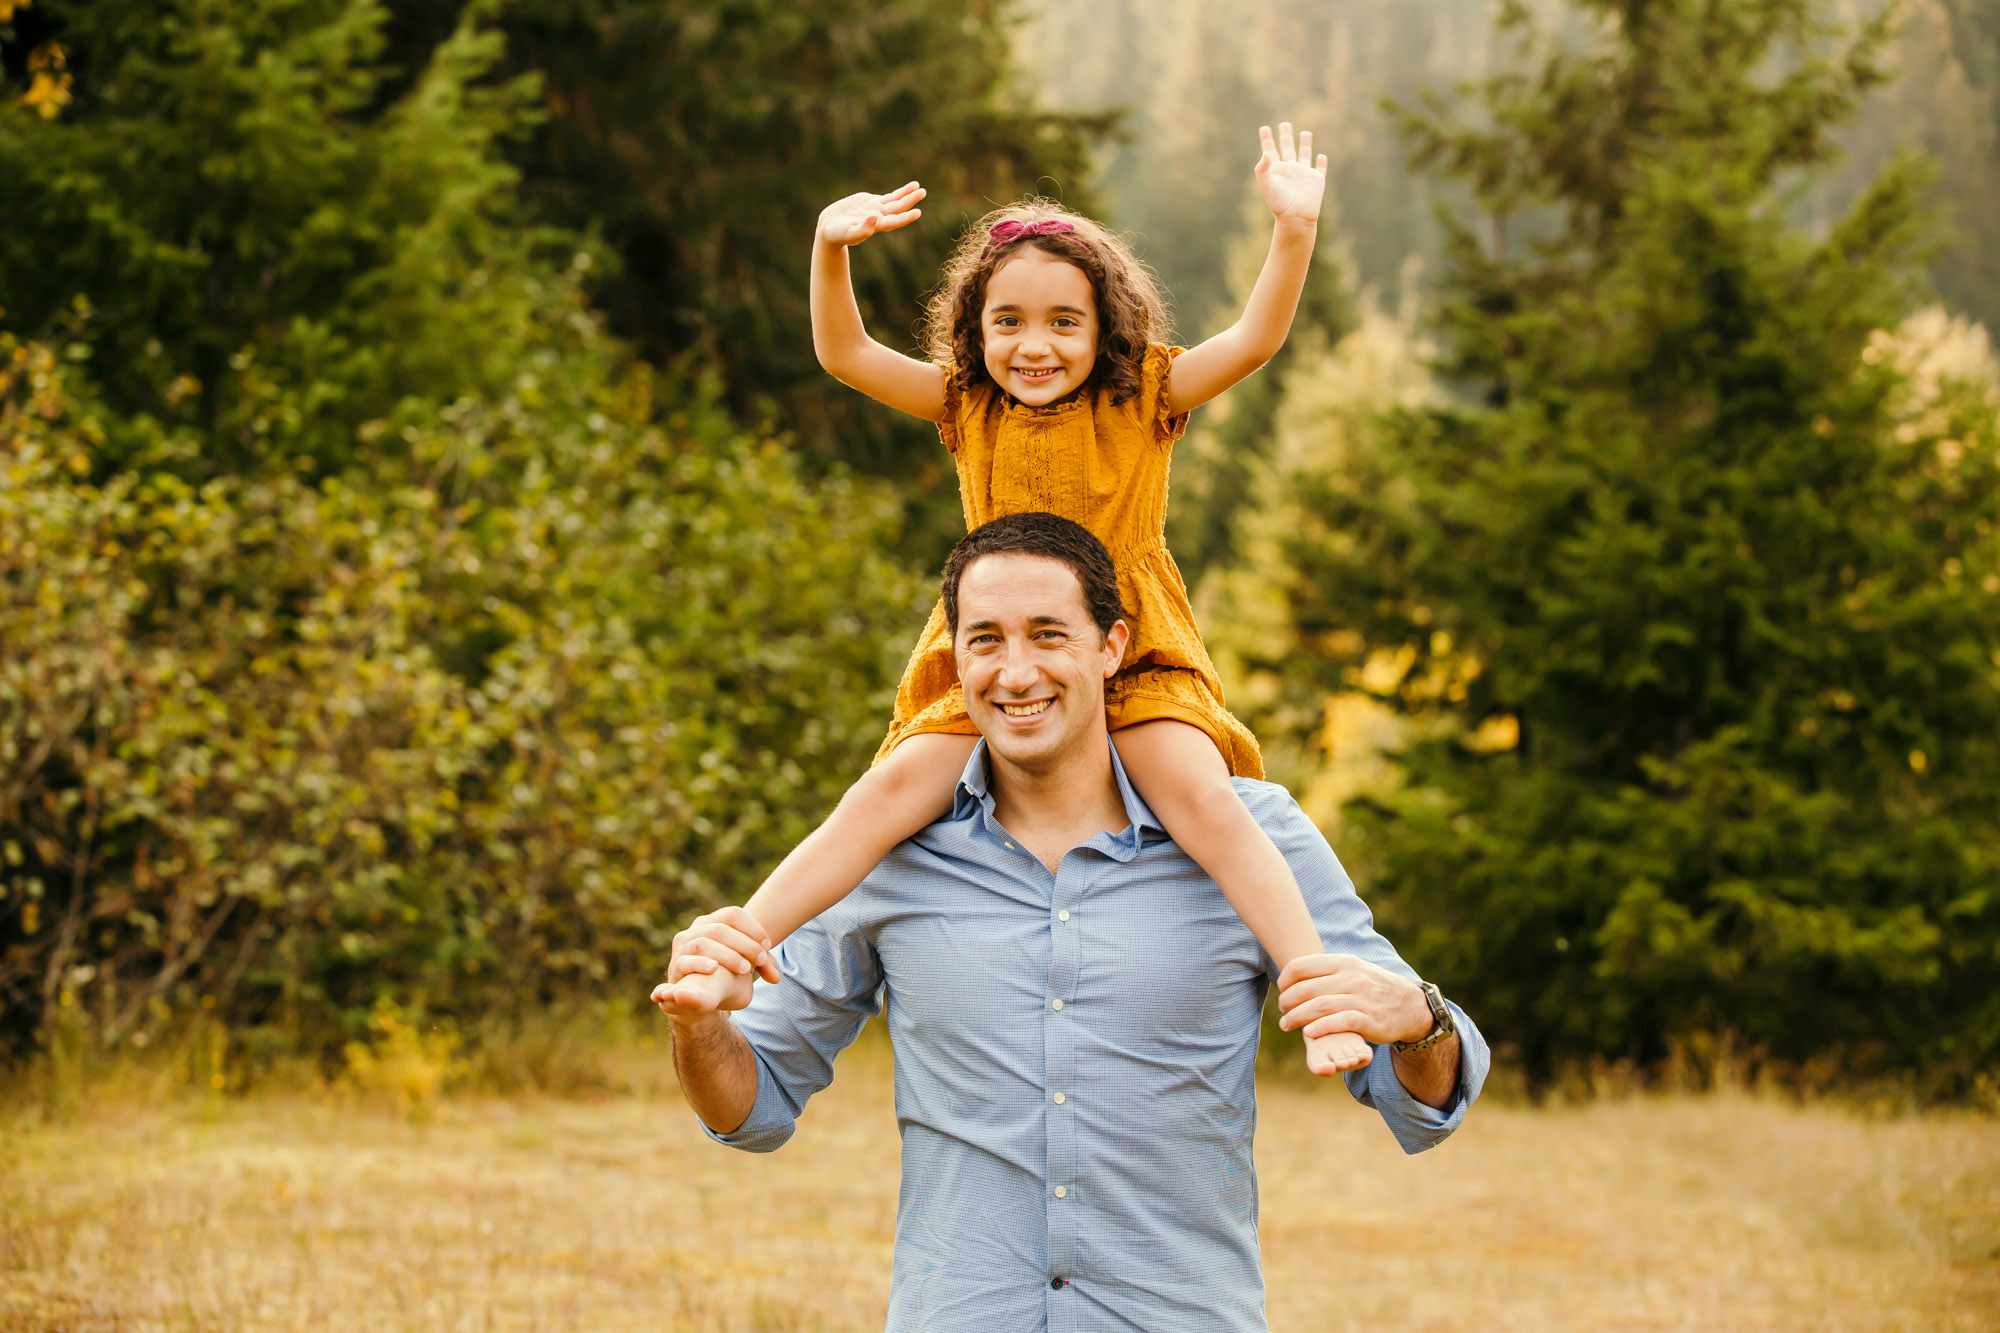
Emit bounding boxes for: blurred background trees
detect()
[4,0,1997,1096]
[0,0,924,1057]
[383,0,1110,554]
[1191,0,2000,1096]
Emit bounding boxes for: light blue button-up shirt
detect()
[708,740,1488,1331]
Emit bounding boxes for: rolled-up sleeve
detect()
[1245,781,1492,1155]
[1344,997,1487,1154]
[702,897,885,1153]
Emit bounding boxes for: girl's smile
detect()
[980,250,1099,405]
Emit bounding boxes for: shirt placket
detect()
[1044,848,1084,1325]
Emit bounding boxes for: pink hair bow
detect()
[988,218,1081,246]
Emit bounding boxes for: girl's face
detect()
[980,249,1100,406]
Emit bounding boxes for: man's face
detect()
[953,552,1128,773]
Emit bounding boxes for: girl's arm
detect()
[1167,123,1329,416]
[812,183,949,423]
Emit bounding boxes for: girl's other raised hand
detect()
[817,182,927,247]
[1254,123,1328,225]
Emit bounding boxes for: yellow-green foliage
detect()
[0,333,923,1056]
[342,999,465,1119]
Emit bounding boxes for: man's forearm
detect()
[670,1012,760,1134]
[1390,1033,1461,1111]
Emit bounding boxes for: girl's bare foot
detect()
[1304,1028,1372,1076]
[650,955,753,1014]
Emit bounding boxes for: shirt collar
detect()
[953,737,1166,861]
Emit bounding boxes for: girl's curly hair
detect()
[921,199,1172,406]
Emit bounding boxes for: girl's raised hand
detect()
[1254,123,1328,224]
[817,182,926,247]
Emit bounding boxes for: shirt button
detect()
[1057,909,1070,922]
[1051,1277,1068,1290]
[1052,1092,1065,1104]
[1050,999,1063,1011]
[1054,1186,1066,1199]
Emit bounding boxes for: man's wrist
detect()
[668,1008,735,1044]
[1390,979,1451,1049]
[1389,1031,1462,1111]
[668,1007,760,1135]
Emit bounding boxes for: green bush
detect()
[0,332,921,1057]
[0,0,927,1062]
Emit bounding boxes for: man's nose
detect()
[994,641,1040,691]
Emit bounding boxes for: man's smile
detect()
[999,698,1052,718]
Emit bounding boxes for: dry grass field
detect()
[2,1035,1996,1332]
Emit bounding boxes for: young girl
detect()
[662,123,1368,1076]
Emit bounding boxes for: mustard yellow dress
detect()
[876,342,1264,779]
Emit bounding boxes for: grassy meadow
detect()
[2,1033,1996,1332]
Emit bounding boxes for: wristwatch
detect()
[1391,980,1457,1054]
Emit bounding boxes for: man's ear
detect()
[1101,619,1130,676]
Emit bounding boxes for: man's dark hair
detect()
[942,512,1127,638]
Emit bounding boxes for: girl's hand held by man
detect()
[650,905,779,1021]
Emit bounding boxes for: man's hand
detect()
[650,906,780,1018]
[1277,954,1460,1110]
[1275,953,1433,1044]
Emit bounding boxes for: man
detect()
[654,512,1488,1331]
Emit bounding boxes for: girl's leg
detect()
[668,731,978,1009]
[1114,719,1371,1076]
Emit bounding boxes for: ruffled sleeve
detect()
[1143,343,1191,448]
[936,363,965,455]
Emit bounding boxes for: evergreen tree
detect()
[382,0,1110,554]
[1240,0,2000,1092]
[0,0,557,476]
[1934,0,2000,329]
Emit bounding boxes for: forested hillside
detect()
[1018,0,2000,341]
[3,0,1996,1098]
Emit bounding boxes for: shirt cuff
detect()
[1343,1000,1484,1156]
[698,1049,799,1154]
